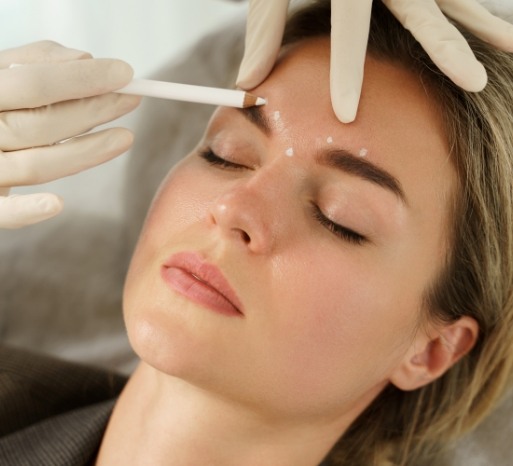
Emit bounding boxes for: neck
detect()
[95,362,355,466]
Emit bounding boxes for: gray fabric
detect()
[0,400,114,466]
[430,387,513,465]
[0,345,125,465]
[0,215,137,374]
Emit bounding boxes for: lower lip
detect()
[161,266,242,317]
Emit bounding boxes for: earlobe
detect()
[390,316,479,391]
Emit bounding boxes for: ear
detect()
[390,316,479,391]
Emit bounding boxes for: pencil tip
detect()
[243,93,267,107]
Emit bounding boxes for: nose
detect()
[208,170,286,254]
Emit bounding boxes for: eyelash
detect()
[199,148,366,245]
[199,148,246,170]
[312,205,366,245]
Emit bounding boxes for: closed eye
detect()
[199,149,366,245]
[311,204,366,245]
[198,149,246,170]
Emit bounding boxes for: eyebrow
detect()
[235,106,407,204]
[319,149,407,205]
[236,106,272,136]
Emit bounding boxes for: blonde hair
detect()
[283,2,513,465]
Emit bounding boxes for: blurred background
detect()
[0,0,248,220]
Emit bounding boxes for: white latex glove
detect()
[236,0,513,123]
[0,41,141,229]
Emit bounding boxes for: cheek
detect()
[123,160,224,371]
[282,245,417,338]
[123,161,209,319]
[264,246,419,392]
[130,157,234,270]
[144,163,209,236]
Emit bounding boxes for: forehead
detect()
[238,37,454,210]
[253,37,447,146]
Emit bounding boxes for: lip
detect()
[161,251,244,317]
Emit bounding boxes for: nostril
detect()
[239,230,251,244]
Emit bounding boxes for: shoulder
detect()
[0,344,127,436]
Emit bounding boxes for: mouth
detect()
[161,251,244,317]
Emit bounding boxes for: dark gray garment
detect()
[0,345,126,466]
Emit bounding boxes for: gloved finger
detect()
[0,93,140,152]
[437,0,513,52]
[330,0,373,123]
[236,0,289,89]
[0,40,92,69]
[0,58,134,111]
[0,127,134,186]
[384,0,487,91]
[0,192,63,229]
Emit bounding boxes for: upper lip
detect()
[162,251,244,315]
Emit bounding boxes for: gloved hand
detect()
[0,41,141,229]
[236,0,513,123]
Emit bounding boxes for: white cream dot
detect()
[273,111,281,121]
[285,147,294,157]
[359,148,368,157]
[327,136,333,144]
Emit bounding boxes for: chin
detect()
[122,291,224,389]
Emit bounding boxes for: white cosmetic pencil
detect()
[116,78,267,108]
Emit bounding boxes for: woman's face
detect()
[124,38,455,424]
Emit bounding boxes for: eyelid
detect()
[207,123,262,165]
[198,148,247,170]
[311,203,367,245]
